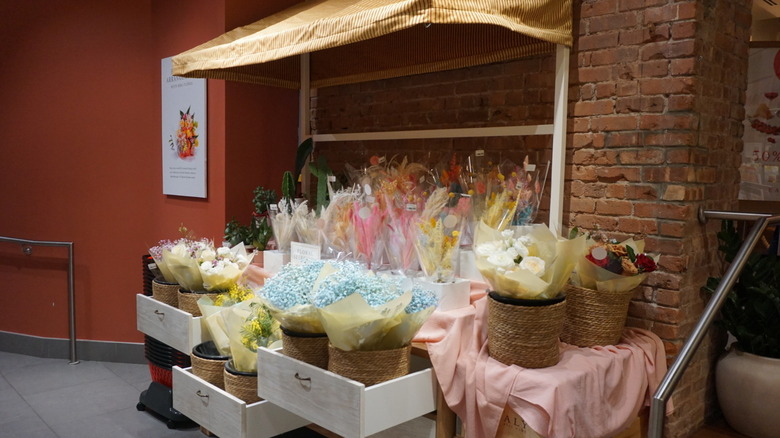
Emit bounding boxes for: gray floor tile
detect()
[25,377,142,425]
[0,351,57,373]
[102,360,153,391]
[0,415,58,438]
[49,405,202,438]
[0,388,39,426]
[4,360,116,397]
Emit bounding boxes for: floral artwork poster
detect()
[740,46,780,201]
[161,56,207,198]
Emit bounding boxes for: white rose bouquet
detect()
[198,242,254,292]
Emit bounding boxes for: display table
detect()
[413,286,671,438]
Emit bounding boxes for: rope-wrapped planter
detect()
[487,291,567,369]
[177,290,220,317]
[328,344,411,386]
[152,278,179,307]
[223,359,261,404]
[281,327,329,369]
[191,341,229,389]
[561,284,634,347]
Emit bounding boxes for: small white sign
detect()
[290,242,321,264]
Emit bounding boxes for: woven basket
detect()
[281,327,329,369]
[223,360,261,404]
[561,284,634,347]
[191,341,229,389]
[328,344,411,386]
[487,291,566,369]
[152,278,179,307]
[177,290,219,317]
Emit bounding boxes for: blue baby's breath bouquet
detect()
[313,266,438,351]
[260,260,327,334]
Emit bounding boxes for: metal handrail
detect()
[647,209,779,437]
[0,236,78,364]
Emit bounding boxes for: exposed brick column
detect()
[570,1,750,435]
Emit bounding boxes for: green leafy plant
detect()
[224,186,277,250]
[703,220,780,358]
[309,154,334,214]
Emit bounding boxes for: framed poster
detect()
[161,57,207,198]
[740,44,780,201]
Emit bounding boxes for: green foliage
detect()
[294,138,314,184]
[308,155,332,214]
[224,219,251,247]
[703,220,780,358]
[224,186,277,250]
[282,171,295,200]
[252,186,277,216]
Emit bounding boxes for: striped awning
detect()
[172,0,572,89]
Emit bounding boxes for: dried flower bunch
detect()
[584,233,657,276]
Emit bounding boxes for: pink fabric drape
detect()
[414,284,671,438]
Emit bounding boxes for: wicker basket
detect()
[487,291,566,369]
[281,327,329,369]
[191,341,229,389]
[328,344,411,386]
[152,278,179,307]
[223,360,261,404]
[177,290,219,317]
[561,284,634,347]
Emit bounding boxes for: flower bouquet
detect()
[260,260,329,367]
[319,187,359,260]
[312,264,437,386]
[414,187,470,283]
[148,240,179,306]
[351,191,386,269]
[222,297,280,403]
[198,243,254,292]
[474,221,585,368]
[292,201,321,249]
[562,233,658,347]
[265,198,297,274]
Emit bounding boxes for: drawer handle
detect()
[153,310,165,318]
[294,372,311,383]
[196,390,209,399]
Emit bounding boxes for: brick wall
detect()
[311,1,751,436]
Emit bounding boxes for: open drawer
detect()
[257,347,437,438]
[172,366,309,438]
[136,294,210,354]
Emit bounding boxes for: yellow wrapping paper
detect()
[198,243,255,292]
[163,241,206,291]
[196,296,233,356]
[474,221,586,300]
[223,298,280,373]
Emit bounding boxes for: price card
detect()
[290,242,321,265]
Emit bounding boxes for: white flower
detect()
[171,242,189,257]
[501,229,514,239]
[200,260,214,271]
[519,256,546,277]
[505,246,519,259]
[512,240,529,258]
[475,241,500,257]
[216,246,231,257]
[200,248,216,262]
[487,252,515,268]
[235,254,248,268]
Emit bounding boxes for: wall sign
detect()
[161,57,207,198]
[740,46,780,201]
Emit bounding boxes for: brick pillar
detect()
[570,0,751,436]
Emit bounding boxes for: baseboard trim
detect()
[0,331,145,364]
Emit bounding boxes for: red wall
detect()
[0,0,298,343]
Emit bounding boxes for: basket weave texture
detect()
[328,344,410,386]
[191,354,227,389]
[152,279,179,307]
[487,293,566,369]
[177,290,219,317]
[561,284,633,347]
[223,367,261,404]
[282,330,329,369]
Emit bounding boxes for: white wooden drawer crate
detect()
[136,294,210,354]
[172,366,309,438]
[256,347,437,438]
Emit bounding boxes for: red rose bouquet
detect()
[574,233,658,293]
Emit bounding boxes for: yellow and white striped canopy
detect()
[172,0,572,88]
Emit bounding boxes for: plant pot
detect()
[152,278,180,307]
[716,345,780,438]
[327,343,411,387]
[223,359,261,404]
[177,289,220,317]
[191,341,230,389]
[487,291,566,368]
[561,284,634,347]
[281,327,329,369]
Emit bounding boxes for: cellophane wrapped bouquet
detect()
[499,156,548,226]
[197,283,256,356]
[292,201,321,249]
[198,243,254,292]
[414,187,471,283]
[269,198,297,252]
[163,237,213,291]
[474,192,586,299]
[148,239,176,283]
[222,297,281,372]
[312,261,438,351]
[572,232,658,293]
[351,189,386,269]
[260,260,327,334]
[379,157,431,275]
[319,187,360,259]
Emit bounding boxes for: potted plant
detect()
[223,186,277,251]
[703,220,780,438]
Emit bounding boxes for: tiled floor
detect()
[0,351,204,438]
